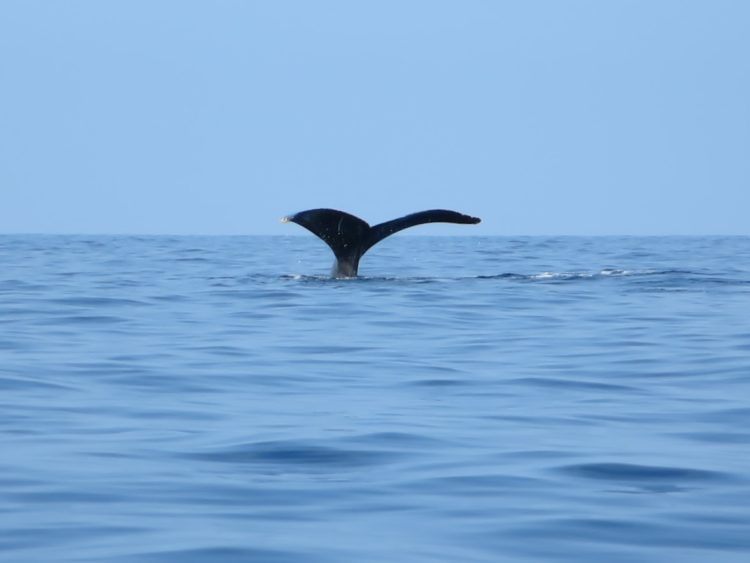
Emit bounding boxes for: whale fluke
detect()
[282,208,481,277]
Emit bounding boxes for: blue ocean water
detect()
[1,234,749,562]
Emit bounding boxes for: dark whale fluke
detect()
[282,208,481,277]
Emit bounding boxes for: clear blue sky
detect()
[1,1,748,235]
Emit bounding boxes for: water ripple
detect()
[2,235,749,562]
[186,440,400,470]
[558,462,729,484]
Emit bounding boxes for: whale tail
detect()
[282,208,481,277]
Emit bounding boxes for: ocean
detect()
[1,234,749,562]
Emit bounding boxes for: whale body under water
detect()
[282,208,481,277]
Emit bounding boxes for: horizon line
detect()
[1,232,747,238]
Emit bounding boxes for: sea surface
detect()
[1,234,749,562]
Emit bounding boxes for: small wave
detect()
[0,375,74,391]
[405,473,545,496]
[531,271,595,281]
[281,274,448,284]
[276,269,746,287]
[673,431,750,444]
[558,462,728,484]
[510,377,640,393]
[509,516,750,551]
[477,268,750,289]
[207,288,302,300]
[697,407,750,424]
[173,257,211,262]
[47,297,148,307]
[44,315,126,325]
[105,547,309,563]
[475,273,528,281]
[526,269,701,282]
[0,279,48,291]
[280,274,336,283]
[407,378,476,388]
[477,271,601,281]
[185,440,396,470]
[339,431,448,448]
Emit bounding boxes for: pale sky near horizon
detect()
[1,1,748,235]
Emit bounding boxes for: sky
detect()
[1,1,748,235]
